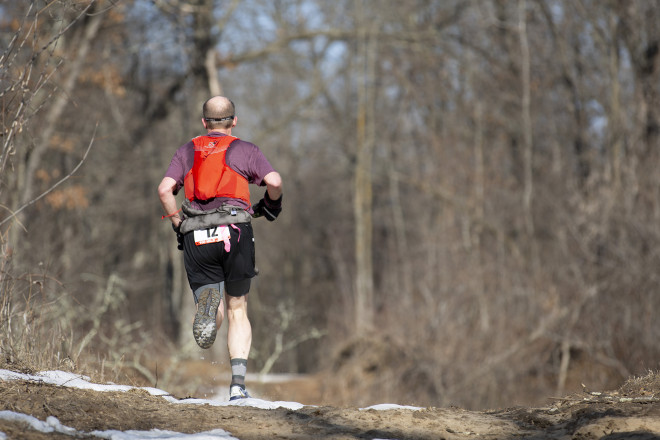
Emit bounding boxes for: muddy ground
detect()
[1,371,660,439]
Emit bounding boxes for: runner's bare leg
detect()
[227,294,251,359]
[216,297,225,329]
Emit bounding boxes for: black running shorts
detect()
[183,222,256,296]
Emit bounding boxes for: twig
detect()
[0,123,97,227]
[0,204,27,233]
[550,395,660,404]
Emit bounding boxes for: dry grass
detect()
[618,371,660,397]
[0,246,204,395]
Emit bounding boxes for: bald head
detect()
[202,96,235,130]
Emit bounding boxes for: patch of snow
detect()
[361,403,423,411]
[162,395,305,410]
[0,411,77,435]
[248,373,307,384]
[0,410,237,439]
[0,370,168,396]
[223,397,305,410]
[92,428,238,439]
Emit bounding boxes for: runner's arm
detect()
[158,176,182,227]
[263,171,282,201]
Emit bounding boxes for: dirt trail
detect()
[2,373,660,439]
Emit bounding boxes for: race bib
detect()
[194,225,231,246]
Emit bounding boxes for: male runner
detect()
[158,96,282,400]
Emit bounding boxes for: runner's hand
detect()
[172,223,184,250]
[253,191,282,221]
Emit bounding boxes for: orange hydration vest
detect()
[183,135,250,205]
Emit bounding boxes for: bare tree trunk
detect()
[473,101,489,332]
[518,0,540,280]
[173,246,192,346]
[608,13,623,193]
[387,145,412,308]
[205,49,223,97]
[353,4,377,333]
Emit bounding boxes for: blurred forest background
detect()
[2,0,660,410]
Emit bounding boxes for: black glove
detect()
[253,191,282,221]
[172,223,184,250]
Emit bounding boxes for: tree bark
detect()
[518,0,540,280]
[353,3,377,333]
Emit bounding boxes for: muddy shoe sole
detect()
[193,288,221,349]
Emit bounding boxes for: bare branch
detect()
[0,124,97,228]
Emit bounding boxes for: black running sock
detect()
[230,358,247,388]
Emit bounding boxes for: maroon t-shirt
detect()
[165,132,275,213]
